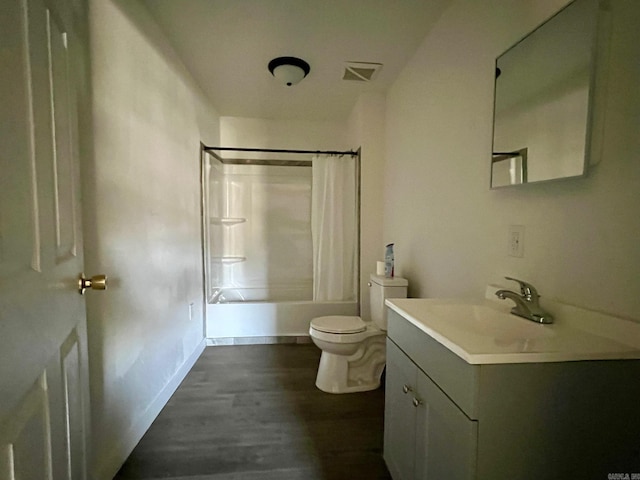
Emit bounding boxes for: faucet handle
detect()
[504,277,539,300]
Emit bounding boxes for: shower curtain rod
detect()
[204,146,359,156]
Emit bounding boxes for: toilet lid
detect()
[311,316,366,334]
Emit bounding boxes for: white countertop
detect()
[385,296,640,365]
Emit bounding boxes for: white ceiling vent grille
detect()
[342,62,383,82]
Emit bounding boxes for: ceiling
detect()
[141,0,451,121]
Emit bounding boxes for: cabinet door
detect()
[384,340,418,480]
[415,371,478,480]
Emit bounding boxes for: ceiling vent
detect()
[342,62,383,82]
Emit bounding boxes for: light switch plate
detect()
[508,225,525,257]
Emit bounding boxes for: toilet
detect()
[309,274,408,394]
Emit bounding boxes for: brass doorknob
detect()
[78,273,108,295]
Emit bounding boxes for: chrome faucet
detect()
[495,277,554,324]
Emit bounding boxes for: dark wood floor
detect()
[115,344,392,480]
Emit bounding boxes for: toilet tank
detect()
[369,274,408,330]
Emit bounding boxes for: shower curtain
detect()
[311,155,358,301]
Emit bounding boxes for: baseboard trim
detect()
[206,335,312,346]
[94,339,206,480]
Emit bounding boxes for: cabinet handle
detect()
[412,397,423,408]
[402,384,413,394]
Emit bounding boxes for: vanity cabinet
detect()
[384,308,640,480]
[385,340,477,480]
[384,339,419,480]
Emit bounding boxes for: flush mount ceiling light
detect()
[268,56,310,87]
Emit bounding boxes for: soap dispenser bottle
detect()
[384,243,394,278]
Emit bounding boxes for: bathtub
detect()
[206,299,358,340]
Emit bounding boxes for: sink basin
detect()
[385,297,640,364]
[426,304,553,339]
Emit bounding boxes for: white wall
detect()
[85,0,220,478]
[348,93,387,320]
[220,116,349,154]
[384,0,640,321]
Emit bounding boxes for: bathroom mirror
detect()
[491,0,600,188]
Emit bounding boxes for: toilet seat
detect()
[309,322,384,345]
[310,315,366,334]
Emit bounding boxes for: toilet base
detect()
[314,336,386,394]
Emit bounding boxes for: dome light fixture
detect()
[268,56,310,87]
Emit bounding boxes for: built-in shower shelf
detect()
[210,217,246,226]
[211,256,246,264]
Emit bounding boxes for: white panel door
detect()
[0,0,91,478]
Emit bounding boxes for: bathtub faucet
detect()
[495,277,554,324]
[211,288,225,304]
